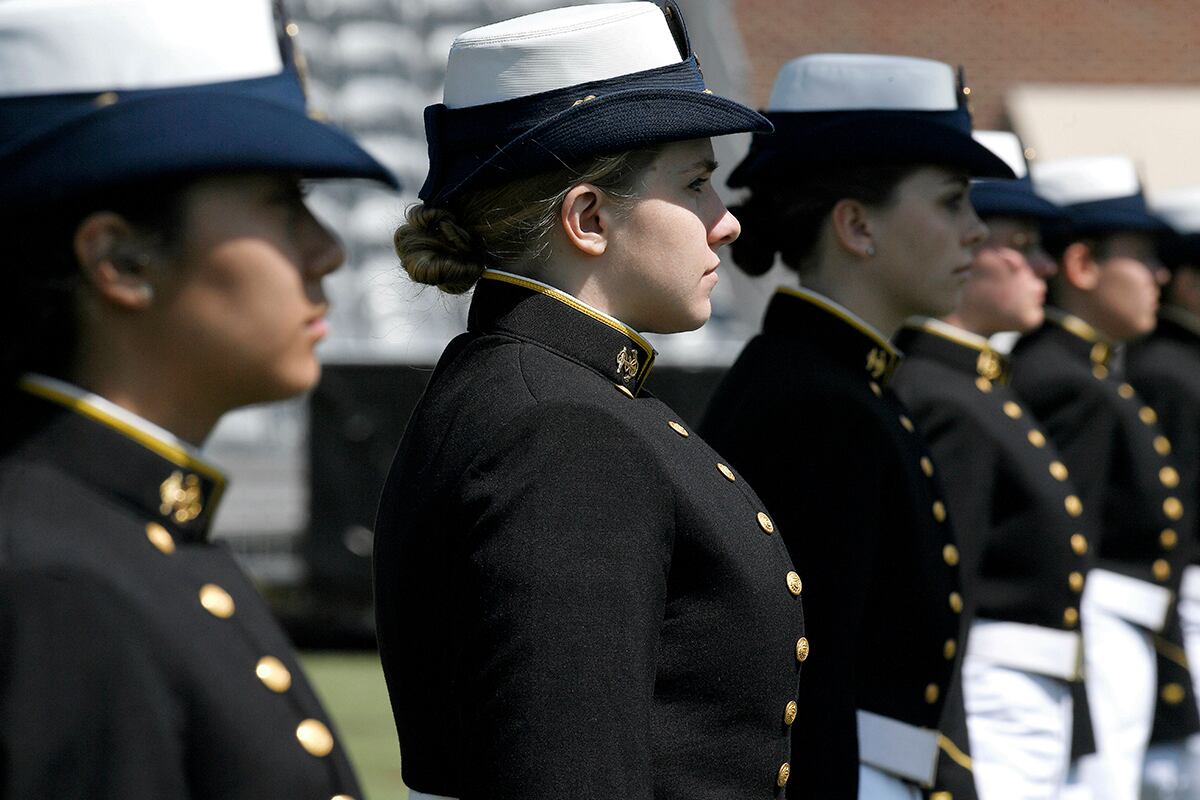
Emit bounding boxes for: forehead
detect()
[655,138,715,167]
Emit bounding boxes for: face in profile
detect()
[1087,232,1167,340]
[156,172,344,408]
[604,138,741,333]
[956,216,1052,335]
[866,165,989,322]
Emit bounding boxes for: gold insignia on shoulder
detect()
[616,346,639,383]
[160,470,203,524]
[865,347,891,379]
[976,350,1003,380]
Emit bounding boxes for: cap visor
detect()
[971,182,1065,222]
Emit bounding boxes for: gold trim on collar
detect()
[1046,308,1105,344]
[18,377,226,486]
[777,286,898,357]
[908,318,1009,382]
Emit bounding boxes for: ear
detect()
[828,198,875,258]
[73,212,157,310]
[1060,241,1100,291]
[560,183,610,257]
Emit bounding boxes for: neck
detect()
[1056,293,1123,342]
[804,271,907,338]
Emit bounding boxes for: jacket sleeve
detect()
[453,402,674,800]
[0,567,187,800]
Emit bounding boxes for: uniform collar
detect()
[894,318,1011,384]
[764,286,902,383]
[1042,308,1116,371]
[16,374,227,542]
[468,270,656,394]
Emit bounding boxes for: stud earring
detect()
[136,284,155,302]
[865,245,876,257]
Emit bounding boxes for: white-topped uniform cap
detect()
[766,53,959,113]
[973,131,1028,179]
[1152,186,1200,234]
[0,0,282,98]
[443,2,681,109]
[1031,155,1143,206]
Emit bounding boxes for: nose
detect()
[303,205,346,281]
[710,203,742,249]
[1153,265,1171,286]
[1029,248,1059,279]
[964,207,988,247]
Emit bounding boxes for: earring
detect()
[136,284,155,302]
[865,245,876,257]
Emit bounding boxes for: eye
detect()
[688,175,710,193]
[942,190,966,211]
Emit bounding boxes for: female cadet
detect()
[0,1,397,797]
[890,131,1094,798]
[372,4,806,800]
[699,55,1013,799]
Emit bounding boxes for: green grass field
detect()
[301,651,408,800]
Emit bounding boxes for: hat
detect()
[968,131,1063,221]
[1151,186,1200,268]
[728,54,1013,187]
[418,1,771,205]
[0,0,397,207]
[1031,156,1164,236]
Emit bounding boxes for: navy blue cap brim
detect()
[971,180,1065,222]
[1058,195,1167,237]
[728,111,1014,188]
[0,82,397,206]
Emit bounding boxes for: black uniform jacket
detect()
[1010,311,1193,591]
[0,377,360,799]
[1149,610,1200,746]
[373,271,805,800]
[892,320,1092,632]
[700,288,965,799]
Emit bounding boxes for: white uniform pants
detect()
[1179,572,1200,704]
[858,763,922,800]
[1081,592,1157,800]
[962,654,1073,799]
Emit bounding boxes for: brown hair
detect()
[394,147,663,294]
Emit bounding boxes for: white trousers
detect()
[1081,591,1157,800]
[1179,575,1200,703]
[858,763,922,800]
[962,654,1073,799]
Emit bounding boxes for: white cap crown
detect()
[973,131,1028,179]
[443,2,682,109]
[1152,186,1200,234]
[1031,155,1143,206]
[766,53,959,113]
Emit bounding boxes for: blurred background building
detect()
[207,0,1200,639]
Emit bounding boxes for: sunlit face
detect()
[866,166,989,319]
[155,173,344,408]
[1087,232,1165,340]
[604,139,740,333]
[956,216,1052,335]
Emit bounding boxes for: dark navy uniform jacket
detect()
[0,377,360,799]
[700,288,966,799]
[373,271,805,800]
[1010,311,1194,594]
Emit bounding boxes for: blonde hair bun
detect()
[393,204,486,295]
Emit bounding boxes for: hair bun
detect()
[393,205,487,294]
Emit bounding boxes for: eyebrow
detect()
[681,158,719,174]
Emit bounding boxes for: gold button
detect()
[1118,383,1136,399]
[94,91,119,107]
[667,420,689,438]
[1162,529,1179,549]
[285,21,300,37]
[332,796,356,800]
[1049,461,1069,481]
[717,463,735,482]
[796,637,810,663]
[949,592,963,613]
[870,381,883,397]
[942,544,959,566]
[1093,364,1109,380]
[614,383,635,399]
[899,415,915,433]
[1069,572,1085,593]
[1164,497,1184,521]
[255,655,293,693]
[777,762,791,788]
[1155,436,1172,456]
[976,376,993,393]
[1160,466,1180,488]
[1064,607,1079,627]
[1139,406,1158,425]
[784,700,798,725]
[1064,495,1083,517]
[1070,534,1089,555]
[757,512,775,534]
[1003,401,1022,419]
[296,718,334,757]
[925,683,940,704]
[932,501,947,523]
[944,639,957,660]
[1028,430,1046,448]
[931,794,953,800]
[1163,683,1187,705]
[786,571,803,596]
[920,457,934,478]
[145,522,176,554]
[199,584,235,619]
[1153,559,1171,582]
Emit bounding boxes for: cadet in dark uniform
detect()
[0,1,397,797]
[891,131,1091,798]
[700,54,1013,799]
[372,4,804,799]
[1009,155,1193,800]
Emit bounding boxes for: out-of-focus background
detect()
[204,1,1200,796]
